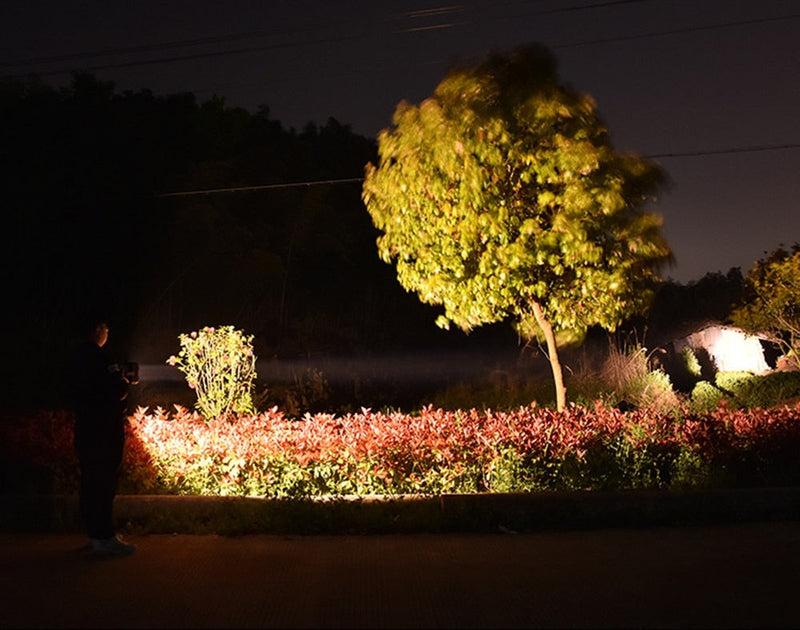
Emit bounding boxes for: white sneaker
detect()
[90,535,136,557]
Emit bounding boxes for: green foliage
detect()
[362,44,671,347]
[431,371,556,411]
[486,447,526,493]
[717,371,800,409]
[731,243,800,370]
[682,347,702,379]
[690,381,728,413]
[663,346,704,394]
[254,367,331,418]
[486,448,561,492]
[670,447,716,489]
[635,369,680,412]
[167,326,257,420]
[569,340,680,415]
[688,371,800,413]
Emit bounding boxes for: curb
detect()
[2,487,799,535]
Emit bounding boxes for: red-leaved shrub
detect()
[3,401,799,496]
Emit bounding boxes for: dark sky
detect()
[3,0,799,284]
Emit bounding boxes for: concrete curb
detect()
[2,487,799,534]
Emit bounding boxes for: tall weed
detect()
[570,338,680,415]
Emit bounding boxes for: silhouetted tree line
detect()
[1,73,510,411]
[646,268,745,341]
[0,73,746,411]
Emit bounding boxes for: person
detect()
[66,318,136,557]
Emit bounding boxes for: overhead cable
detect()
[3,10,797,79]
[154,143,800,197]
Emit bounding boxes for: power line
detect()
[553,13,800,49]
[2,33,363,79]
[647,143,800,159]
[2,0,656,71]
[155,177,364,198]
[393,0,658,33]
[521,0,660,17]
[154,142,800,197]
[3,7,797,80]
[0,27,320,68]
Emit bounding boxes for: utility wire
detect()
[0,28,309,68]
[2,33,363,79]
[155,177,364,197]
[154,143,800,197]
[520,0,661,17]
[553,13,800,49]
[1,0,658,70]
[3,9,797,79]
[647,143,800,159]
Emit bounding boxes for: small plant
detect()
[664,346,705,394]
[167,325,257,420]
[289,368,330,415]
[259,368,331,417]
[682,346,702,379]
[570,338,680,415]
[689,380,727,413]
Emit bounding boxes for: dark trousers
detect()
[76,434,124,540]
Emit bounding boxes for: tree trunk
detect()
[531,300,566,412]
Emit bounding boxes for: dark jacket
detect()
[66,341,129,448]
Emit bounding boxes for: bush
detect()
[431,374,555,412]
[0,411,77,493]
[716,370,800,409]
[570,340,680,415]
[4,400,800,498]
[260,368,331,417]
[688,371,800,413]
[119,401,800,495]
[167,326,257,420]
[690,380,729,413]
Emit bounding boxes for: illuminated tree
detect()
[362,45,671,410]
[731,243,800,370]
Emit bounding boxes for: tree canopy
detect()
[362,44,672,409]
[731,243,800,370]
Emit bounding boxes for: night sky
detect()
[3,0,798,284]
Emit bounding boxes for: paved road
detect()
[2,521,798,628]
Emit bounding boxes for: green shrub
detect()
[716,370,800,409]
[690,380,728,412]
[688,371,800,413]
[569,341,680,415]
[670,447,716,489]
[682,346,702,378]
[167,326,257,420]
[662,346,704,394]
[262,368,331,417]
[431,377,555,412]
[612,422,677,489]
[486,447,524,493]
[5,402,800,498]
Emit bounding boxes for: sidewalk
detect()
[2,522,799,628]
[2,487,800,535]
